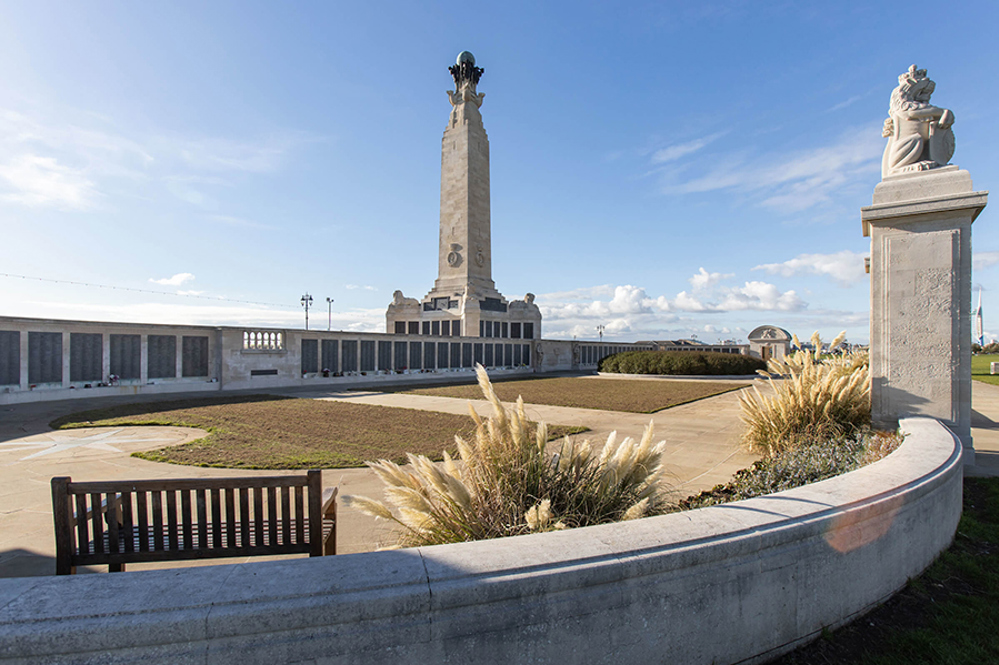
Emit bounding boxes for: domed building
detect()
[747,325,792,361]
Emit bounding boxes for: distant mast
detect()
[975,287,984,346]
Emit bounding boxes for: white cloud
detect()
[537,278,808,341]
[651,132,726,164]
[537,285,615,301]
[0,295,385,332]
[689,267,734,291]
[345,284,378,291]
[753,250,868,286]
[827,95,863,113]
[715,281,805,312]
[0,154,98,209]
[974,251,999,271]
[658,126,883,213]
[149,273,195,286]
[0,105,314,213]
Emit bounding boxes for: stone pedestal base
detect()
[862,166,987,462]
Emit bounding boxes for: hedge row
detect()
[598,350,766,376]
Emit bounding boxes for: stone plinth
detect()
[862,166,987,460]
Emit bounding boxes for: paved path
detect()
[8,375,996,579]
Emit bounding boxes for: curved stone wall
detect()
[0,416,963,664]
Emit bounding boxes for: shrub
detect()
[739,331,871,457]
[675,429,902,511]
[343,365,671,546]
[599,350,766,376]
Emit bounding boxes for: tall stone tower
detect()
[387,52,541,342]
[433,51,500,300]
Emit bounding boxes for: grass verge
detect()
[51,394,587,469]
[402,376,748,413]
[972,354,999,386]
[773,476,999,664]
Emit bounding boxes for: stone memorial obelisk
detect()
[386,52,541,340]
[861,65,988,462]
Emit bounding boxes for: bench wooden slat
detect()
[151,491,164,551]
[253,487,264,548]
[122,491,135,553]
[74,494,88,558]
[166,490,179,551]
[224,488,236,549]
[197,489,208,550]
[280,486,291,546]
[239,488,250,547]
[107,494,120,555]
[181,490,193,551]
[267,487,277,547]
[294,486,304,545]
[90,493,104,555]
[137,492,150,552]
[210,488,221,548]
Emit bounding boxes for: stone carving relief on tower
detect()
[882,65,955,178]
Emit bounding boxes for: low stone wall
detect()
[0,417,962,664]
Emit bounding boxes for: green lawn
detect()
[972,354,999,386]
[774,476,999,664]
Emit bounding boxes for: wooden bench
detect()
[51,470,337,575]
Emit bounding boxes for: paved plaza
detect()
[3,375,998,578]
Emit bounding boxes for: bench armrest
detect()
[321,487,338,517]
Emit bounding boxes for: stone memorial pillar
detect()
[861,65,988,463]
[386,51,542,339]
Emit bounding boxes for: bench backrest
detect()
[52,471,326,575]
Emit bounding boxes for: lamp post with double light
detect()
[301,293,313,330]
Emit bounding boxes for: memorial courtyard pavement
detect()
[3,375,999,578]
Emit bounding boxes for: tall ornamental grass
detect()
[739,331,871,457]
[343,365,670,547]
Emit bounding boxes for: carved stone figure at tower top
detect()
[881,65,955,179]
[448,51,485,109]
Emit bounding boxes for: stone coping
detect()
[0,417,963,664]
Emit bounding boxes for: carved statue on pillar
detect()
[882,65,955,178]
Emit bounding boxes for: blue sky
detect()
[1,1,996,344]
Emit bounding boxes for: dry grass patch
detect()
[51,394,585,469]
[403,377,748,413]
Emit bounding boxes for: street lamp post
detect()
[326,297,334,331]
[596,325,605,342]
[301,293,313,330]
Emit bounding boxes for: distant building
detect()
[638,339,749,355]
[747,325,792,361]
